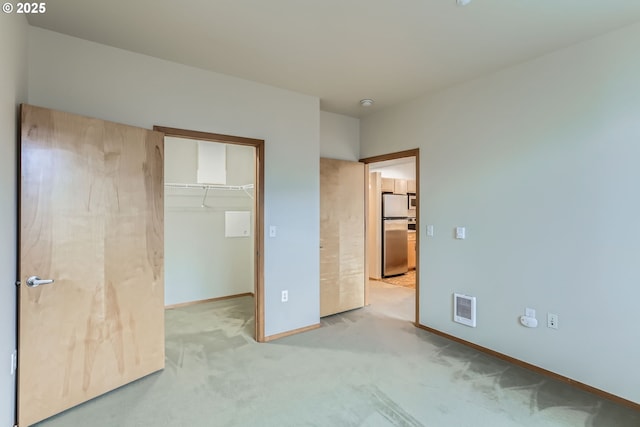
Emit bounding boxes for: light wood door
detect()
[320,158,365,317]
[18,105,165,426]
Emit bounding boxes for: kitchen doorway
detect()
[154,126,265,341]
[361,149,420,324]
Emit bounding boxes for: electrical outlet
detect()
[281,290,288,303]
[10,351,16,375]
[547,313,559,329]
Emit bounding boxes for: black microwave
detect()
[408,194,417,211]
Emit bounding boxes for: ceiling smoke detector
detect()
[360,99,374,107]
[456,0,472,5]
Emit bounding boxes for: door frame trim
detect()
[15,105,23,426]
[360,148,420,326]
[154,126,266,342]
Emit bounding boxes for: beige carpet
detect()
[35,282,639,427]
[377,269,416,288]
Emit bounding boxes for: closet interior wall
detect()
[164,136,255,306]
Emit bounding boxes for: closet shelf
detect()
[165,182,255,205]
[165,183,254,191]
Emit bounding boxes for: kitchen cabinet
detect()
[381,177,409,195]
[394,179,407,195]
[381,177,395,193]
[407,231,416,270]
[368,172,382,280]
[407,179,416,194]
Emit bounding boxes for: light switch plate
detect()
[427,225,434,237]
[269,226,277,238]
[455,227,466,239]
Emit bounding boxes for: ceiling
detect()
[28,1,640,118]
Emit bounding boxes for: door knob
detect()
[26,276,55,288]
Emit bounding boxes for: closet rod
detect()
[164,182,255,204]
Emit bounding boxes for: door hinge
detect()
[15,280,20,287]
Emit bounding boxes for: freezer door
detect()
[383,219,409,277]
[383,194,408,218]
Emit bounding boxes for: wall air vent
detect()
[453,293,476,327]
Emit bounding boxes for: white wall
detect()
[28,27,320,338]
[164,138,255,305]
[0,13,28,427]
[369,161,416,180]
[361,22,640,404]
[320,111,360,161]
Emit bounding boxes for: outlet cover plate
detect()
[547,313,558,329]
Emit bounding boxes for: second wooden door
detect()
[320,158,365,317]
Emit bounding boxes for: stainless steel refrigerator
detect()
[382,193,408,277]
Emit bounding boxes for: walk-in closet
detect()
[164,136,256,337]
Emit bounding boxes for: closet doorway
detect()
[154,126,265,342]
